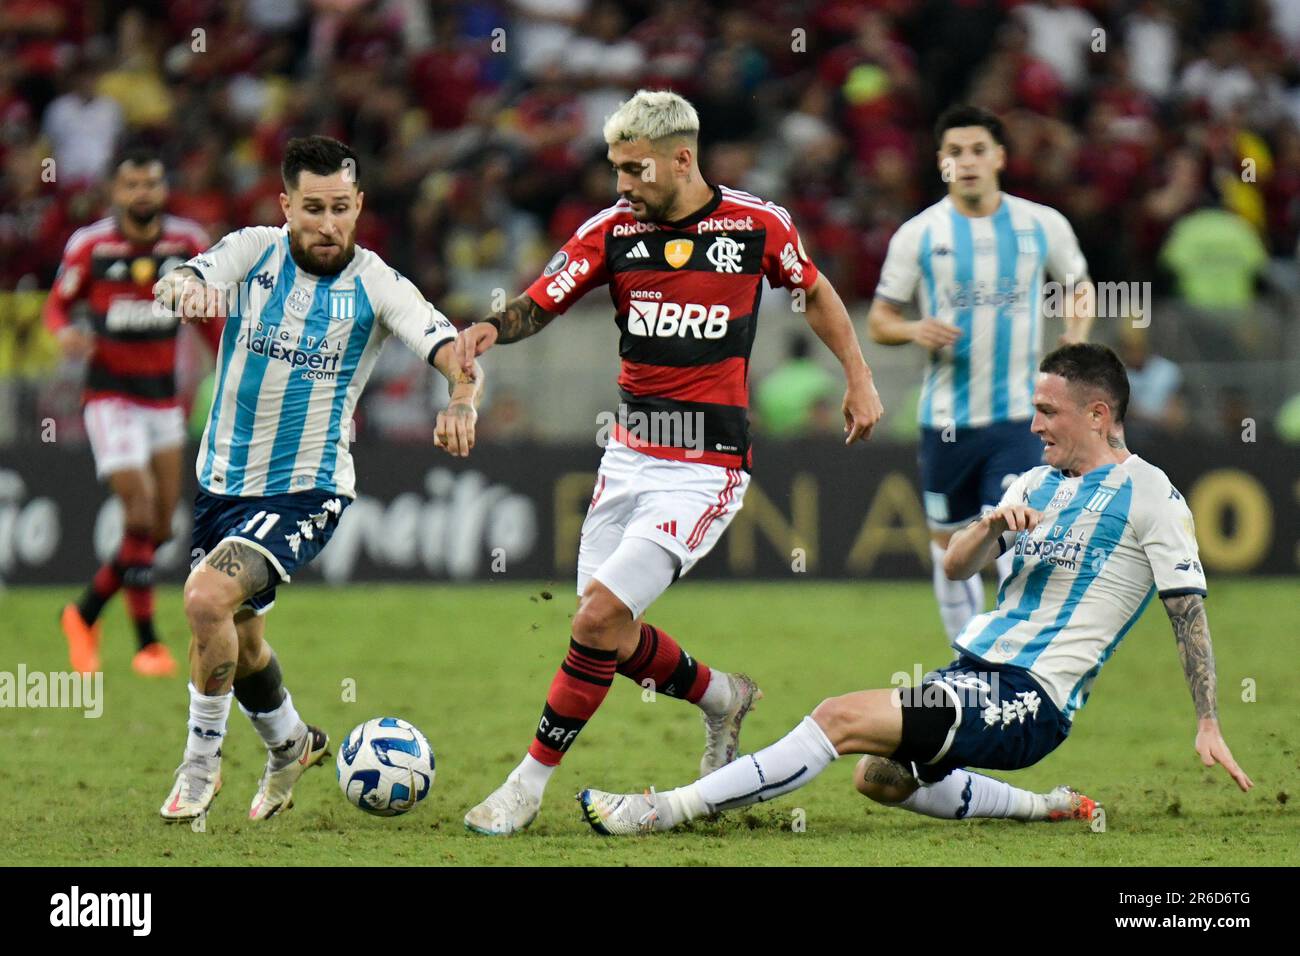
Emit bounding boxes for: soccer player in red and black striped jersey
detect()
[457,90,885,834]
[44,146,218,678]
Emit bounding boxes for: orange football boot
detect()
[132,642,179,678]
[60,603,102,674]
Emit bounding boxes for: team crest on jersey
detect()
[286,285,313,316]
[706,236,745,273]
[1016,230,1039,256]
[664,239,694,269]
[328,289,355,320]
[1083,488,1117,512]
[130,257,157,286]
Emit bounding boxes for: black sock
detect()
[133,617,159,650]
[233,655,286,714]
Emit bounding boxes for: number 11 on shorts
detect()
[240,511,281,540]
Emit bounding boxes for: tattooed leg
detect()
[184,539,273,694]
[853,755,920,803]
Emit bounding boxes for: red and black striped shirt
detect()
[44,214,217,406]
[525,184,819,470]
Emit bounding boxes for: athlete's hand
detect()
[983,504,1041,536]
[843,376,884,445]
[154,273,224,323]
[435,401,477,458]
[55,325,94,360]
[454,322,498,378]
[910,319,962,351]
[1195,720,1253,792]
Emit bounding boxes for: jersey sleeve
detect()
[873,218,923,306]
[43,234,93,332]
[1041,207,1089,284]
[370,267,457,365]
[523,227,610,315]
[182,226,281,285]
[762,212,820,292]
[1135,479,1208,598]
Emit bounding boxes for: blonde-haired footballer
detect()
[456,90,885,834]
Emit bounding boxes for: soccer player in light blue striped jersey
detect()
[579,345,1253,837]
[868,105,1096,646]
[150,136,484,823]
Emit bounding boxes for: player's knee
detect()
[810,695,856,751]
[853,756,916,804]
[183,570,240,631]
[571,591,630,650]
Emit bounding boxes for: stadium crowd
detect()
[1,0,1298,441]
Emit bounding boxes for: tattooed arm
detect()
[1163,593,1253,791]
[452,294,556,376]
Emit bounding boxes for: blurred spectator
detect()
[1158,202,1269,355]
[1014,0,1100,96]
[754,334,838,438]
[1123,1,1179,100]
[1116,324,1187,439]
[40,59,122,187]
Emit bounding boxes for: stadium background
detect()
[1,0,1297,587]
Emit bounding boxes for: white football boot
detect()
[160,754,222,822]
[1043,785,1100,822]
[578,788,670,836]
[464,775,541,835]
[248,725,330,821]
[700,672,762,777]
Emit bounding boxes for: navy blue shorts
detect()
[191,487,350,614]
[918,419,1043,529]
[901,654,1070,784]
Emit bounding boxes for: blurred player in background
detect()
[581,344,1252,836]
[867,106,1095,646]
[45,147,216,679]
[455,90,884,835]
[151,136,483,823]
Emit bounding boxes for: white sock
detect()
[898,769,1042,820]
[184,683,232,761]
[994,548,1015,590]
[931,541,982,641]
[696,669,734,715]
[669,716,838,819]
[511,753,556,802]
[240,689,304,752]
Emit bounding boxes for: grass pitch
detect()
[0,580,1294,866]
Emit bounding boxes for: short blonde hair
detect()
[603,89,700,146]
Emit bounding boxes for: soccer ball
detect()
[336,717,436,816]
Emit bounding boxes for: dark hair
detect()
[934,104,1005,147]
[1039,343,1130,424]
[281,136,359,191]
[111,144,164,176]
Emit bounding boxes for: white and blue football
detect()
[336,717,436,816]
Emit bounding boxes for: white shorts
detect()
[577,440,749,611]
[83,398,186,479]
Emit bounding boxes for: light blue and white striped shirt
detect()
[875,193,1088,429]
[185,226,456,499]
[955,455,1207,719]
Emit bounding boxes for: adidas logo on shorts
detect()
[656,520,678,537]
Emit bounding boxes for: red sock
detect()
[618,623,712,703]
[119,531,158,648]
[527,639,618,766]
